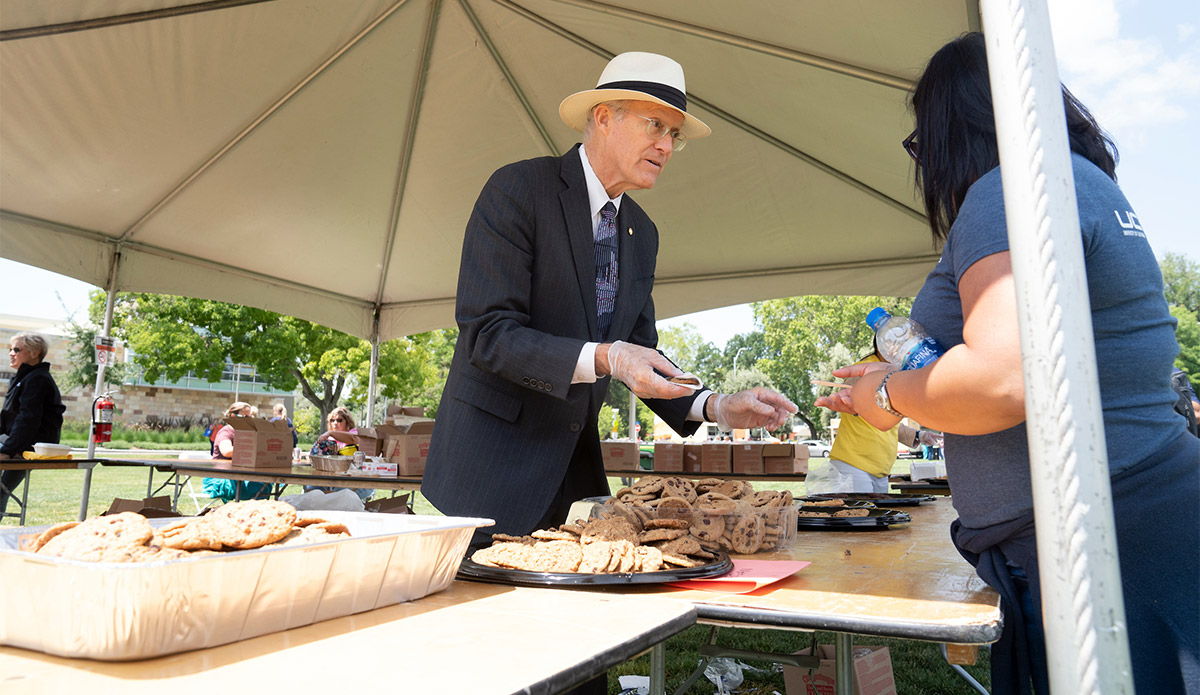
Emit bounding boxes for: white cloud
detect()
[1180,24,1196,42]
[1047,0,1200,132]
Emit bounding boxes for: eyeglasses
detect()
[621,111,687,151]
[8,347,21,353]
[902,129,919,162]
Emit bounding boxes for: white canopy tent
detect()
[1,2,1135,692]
[0,0,965,342]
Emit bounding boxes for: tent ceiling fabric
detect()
[0,0,975,341]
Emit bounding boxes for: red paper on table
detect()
[667,559,810,593]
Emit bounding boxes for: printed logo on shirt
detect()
[1114,210,1145,239]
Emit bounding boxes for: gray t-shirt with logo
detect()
[910,153,1182,530]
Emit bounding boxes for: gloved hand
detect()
[709,387,798,431]
[918,429,943,447]
[606,341,694,399]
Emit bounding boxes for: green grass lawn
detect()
[3,458,988,693]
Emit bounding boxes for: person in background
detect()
[205,401,270,502]
[1171,367,1199,437]
[424,51,796,554]
[1,333,65,517]
[307,407,371,502]
[270,403,298,447]
[825,348,940,493]
[248,405,259,418]
[817,33,1198,694]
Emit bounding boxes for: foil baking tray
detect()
[0,511,492,661]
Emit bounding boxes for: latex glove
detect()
[813,361,894,416]
[710,387,797,431]
[607,341,694,399]
[918,429,943,447]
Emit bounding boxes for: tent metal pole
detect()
[980,1,1133,693]
[367,308,382,427]
[82,251,121,520]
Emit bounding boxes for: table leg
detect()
[78,467,93,521]
[835,632,853,695]
[650,642,666,695]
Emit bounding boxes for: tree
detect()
[656,323,708,374]
[1171,305,1200,393]
[59,318,133,392]
[753,295,912,433]
[86,292,452,425]
[1162,252,1200,319]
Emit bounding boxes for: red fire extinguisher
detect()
[93,393,116,444]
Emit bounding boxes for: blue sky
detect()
[3,0,1196,348]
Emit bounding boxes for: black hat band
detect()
[595,80,687,112]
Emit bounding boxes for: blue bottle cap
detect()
[866,307,891,330]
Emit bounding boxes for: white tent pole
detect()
[979,2,1133,694]
[366,308,381,427]
[81,251,121,520]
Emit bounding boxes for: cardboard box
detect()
[763,442,810,476]
[385,405,426,423]
[378,417,434,476]
[104,496,180,518]
[682,444,703,473]
[700,442,732,474]
[732,441,765,475]
[226,417,294,468]
[783,644,896,695]
[652,442,684,472]
[601,440,640,472]
[910,460,947,481]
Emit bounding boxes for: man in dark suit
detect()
[424,52,796,545]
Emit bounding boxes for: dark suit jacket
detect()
[423,145,700,535]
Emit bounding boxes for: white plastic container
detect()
[31,442,72,457]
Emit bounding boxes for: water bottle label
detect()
[902,341,940,370]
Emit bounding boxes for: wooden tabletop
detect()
[632,497,1000,644]
[0,580,696,695]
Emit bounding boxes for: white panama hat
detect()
[558,51,711,139]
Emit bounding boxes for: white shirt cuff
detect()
[572,342,599,384]
[687,390,714,422]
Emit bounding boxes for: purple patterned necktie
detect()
[594,201,619,341]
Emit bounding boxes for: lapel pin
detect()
[627,227,633,236]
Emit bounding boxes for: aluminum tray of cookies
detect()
[0,509,492,661]
[592,476,797,554]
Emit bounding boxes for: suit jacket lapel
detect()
[559,147,599,340]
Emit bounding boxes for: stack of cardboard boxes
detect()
[355,406,435,477]
[651,440,809,475]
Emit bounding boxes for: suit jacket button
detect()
[546,384,552,392]
[522,377,530,384]
[569,423,581,432]
[537,380,546,389]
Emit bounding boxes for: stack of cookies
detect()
[21,500,351,563]
[471,514,719,573]
[599,476,796,554]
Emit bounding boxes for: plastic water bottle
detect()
[866,307,943,370]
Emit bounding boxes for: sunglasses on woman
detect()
[902,129,920,162]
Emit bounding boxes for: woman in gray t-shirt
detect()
[817,32,1198,695]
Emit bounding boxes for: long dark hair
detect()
[909,32,1118,240]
